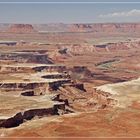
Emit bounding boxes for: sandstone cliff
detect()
[8,24,36,33]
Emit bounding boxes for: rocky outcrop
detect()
[71,66,91,74]
[104,41,140,51]
[62,83,86,92]
[8,24,36,33]
[0,104,65,128]
[68,66,92,81]
[0,64,66,73]
[0,52,53,64]
[42,73,70,79]
[0,113,23,128]
[0,79,71,91]
[94,78,140,108]
[94,40,140,53]
[0,41,17,46]
[56,39,140,56]
[87,88,118,109]
[59,44,94,55]
[49,80,71,91]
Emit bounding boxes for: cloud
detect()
[99,9,140,18]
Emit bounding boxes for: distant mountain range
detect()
[0,23,140,33]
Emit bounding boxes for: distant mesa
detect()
[8,24,36,33]
[69,23,140,32]
[1,23,140,33]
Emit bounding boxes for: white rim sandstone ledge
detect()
[93,77,140,108]
[94,77,140,95]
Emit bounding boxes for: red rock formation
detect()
[1,23,140,33]
[69,23,140,33]
[58,44,95,55]
[8,24,36,33]
[87,88,117,109]
[105,40,140,51]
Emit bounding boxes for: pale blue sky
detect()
[0,0,140,23]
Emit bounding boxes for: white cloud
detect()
[99,9,140,18]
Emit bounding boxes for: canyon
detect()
[0,23,140,139]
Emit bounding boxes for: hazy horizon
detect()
[0,21,140,24]
[0,0,140,24]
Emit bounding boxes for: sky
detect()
[0,0,140,24]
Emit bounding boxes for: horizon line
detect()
[0,22,140,24]
[0,2,140,4]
